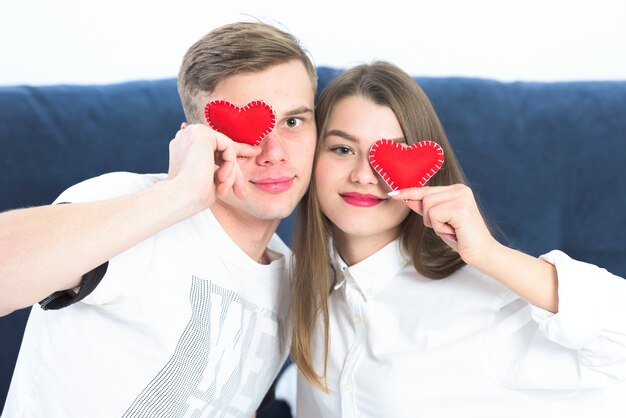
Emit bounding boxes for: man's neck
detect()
[210,202,280,264]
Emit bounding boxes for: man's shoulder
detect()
[54,172,167,204]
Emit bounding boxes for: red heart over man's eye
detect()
[204,100,276,146]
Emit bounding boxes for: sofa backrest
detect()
[416,76,626,275]
[2,69,624,273]
[0,80,180,210]
[1,68,625,411]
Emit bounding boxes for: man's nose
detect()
[256,130,288,165]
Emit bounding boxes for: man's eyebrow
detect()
[283,106,314,117]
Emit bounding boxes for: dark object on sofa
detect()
[1,68,625,415]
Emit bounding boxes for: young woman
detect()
[291,61,626,417]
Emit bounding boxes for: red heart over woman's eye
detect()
[369,139,444,190]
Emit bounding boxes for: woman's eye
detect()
[329,145,352,155]
[284,117,302,128]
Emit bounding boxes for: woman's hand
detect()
[389,184,497,269]
[391,183,559,312]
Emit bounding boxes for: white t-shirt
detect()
[3,172,292,418]
[297,239,626,418]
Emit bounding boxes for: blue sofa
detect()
[1,68,625,415]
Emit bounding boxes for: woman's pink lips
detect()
[251,177,294,193]
[340,192,385,207]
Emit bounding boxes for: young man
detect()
[0,22,317,417]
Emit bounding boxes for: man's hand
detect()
[167,123,261,211]
[0,124,262,316]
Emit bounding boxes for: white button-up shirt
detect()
[297,240,626,417]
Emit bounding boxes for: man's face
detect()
[207,60,316,224]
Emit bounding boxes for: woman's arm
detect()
[391,184,626,388]
[391,184,556,312]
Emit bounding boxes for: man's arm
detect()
[0,124,257,316]
[0,181,194,315]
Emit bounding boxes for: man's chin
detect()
[248,205,296,221]
[216,187,304,220]
[217,200,295,222]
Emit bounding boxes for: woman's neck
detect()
[333,227,399,266]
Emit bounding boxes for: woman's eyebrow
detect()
[324,129,358,143]
[325,130,405,144]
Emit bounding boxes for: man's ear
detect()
[181,122,188,130]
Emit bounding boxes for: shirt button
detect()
[341,383,353,393]
[352,315,361,324]
[365,287,375,297]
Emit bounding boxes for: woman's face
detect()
[315,95,411,246]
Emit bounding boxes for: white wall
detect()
[1,0,625,86]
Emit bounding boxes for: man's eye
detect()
[285,117,302,128]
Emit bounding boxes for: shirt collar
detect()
[332,239,410,302]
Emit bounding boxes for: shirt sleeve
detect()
[486,250,626,392]
[39,262,108,310]
[79,233,156,306]
[39,172,162,307]
[533,250,626,379]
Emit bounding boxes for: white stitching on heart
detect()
[368,139,444,190]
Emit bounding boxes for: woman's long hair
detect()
[292,61,468,391]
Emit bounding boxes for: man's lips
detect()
[251,177,295,193]
[340,192,386,207]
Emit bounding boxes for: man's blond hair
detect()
[178,22,317,123]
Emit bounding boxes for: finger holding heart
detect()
[168,124,260,208]
[168,124,220,206]
[389,185,497,267]
[212,132,261,199]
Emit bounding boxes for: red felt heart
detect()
[369,139,444,190]
[204,99,276,146]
